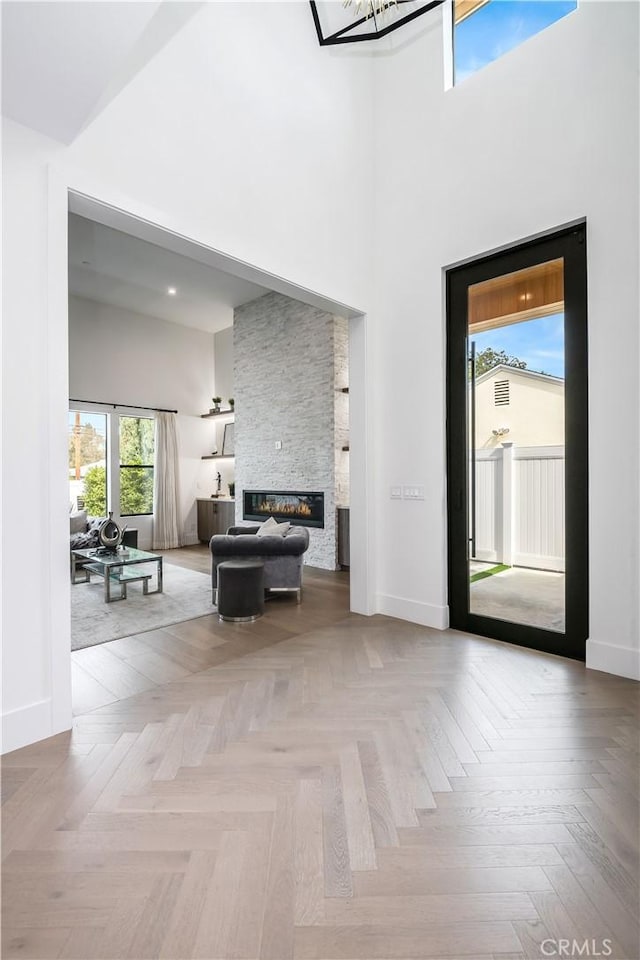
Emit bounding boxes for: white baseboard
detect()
[2,699,53,755]
[377,594,449,630]
[586,639,640,681]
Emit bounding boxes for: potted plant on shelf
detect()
[211,396,222,413]
[228,398,234,410]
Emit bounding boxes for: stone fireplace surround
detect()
[233,291,348,570]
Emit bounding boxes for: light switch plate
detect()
[275,440,282,450]
[403,485,425,500]
[390,486,402,499]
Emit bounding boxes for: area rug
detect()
[71,563,215,650]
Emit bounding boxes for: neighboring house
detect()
[474,364,564,449]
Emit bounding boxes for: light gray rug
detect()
[71,562,215,650]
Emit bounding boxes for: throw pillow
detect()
[69,510,87,535]
[256,516,291,538]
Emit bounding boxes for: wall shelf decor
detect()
[201,409,234,419]
[202,454,235,460]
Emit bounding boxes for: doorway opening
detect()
[63,192,364,718]
[447,223,588,660]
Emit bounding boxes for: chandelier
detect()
[310,0,445,46]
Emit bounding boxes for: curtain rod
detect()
[69,399,178,414]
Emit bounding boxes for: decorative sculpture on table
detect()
[97,512,126,554]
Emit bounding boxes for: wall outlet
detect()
[275,440,282,450]
[403,485,425,500]
[390,485,402,499]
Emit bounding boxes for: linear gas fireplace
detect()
[243,490,325,529]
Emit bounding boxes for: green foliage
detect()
[120,417,154,465]
[119,417,155,516]
[83,466,107,516]
[474,347,527,378]
[120,467,154,516]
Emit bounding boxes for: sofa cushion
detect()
[69,510,88,535]
[70,515,105,552]
[257,517,290,538]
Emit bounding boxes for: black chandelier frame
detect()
[310,0,445,46]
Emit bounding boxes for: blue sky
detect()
[471,312,565,377]
[455,1,577,83]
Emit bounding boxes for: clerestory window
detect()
[453,0,577,85]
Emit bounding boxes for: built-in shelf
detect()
[201,409,234,419]
[202,454,235,460]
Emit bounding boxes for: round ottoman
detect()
[217,560,265,622]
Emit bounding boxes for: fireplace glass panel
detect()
[243,490,324,529]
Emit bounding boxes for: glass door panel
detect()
[467,261,566,632]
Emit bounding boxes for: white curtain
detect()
[153,412,182,550]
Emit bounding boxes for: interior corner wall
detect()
[214,326,234,400]
[371,1,640,674]
[68,295,215,547]
[233,292,342,570]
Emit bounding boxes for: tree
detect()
[120,468,154,515]
[474,347,528,378]
[83,466,107,516]
[119,417,155,515]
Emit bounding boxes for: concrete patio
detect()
[470,563,565,632]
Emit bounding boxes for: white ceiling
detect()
[1,1,204,144]
[68,214,270,334]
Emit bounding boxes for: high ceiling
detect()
[1,1,203,143]
[68,215,269,334]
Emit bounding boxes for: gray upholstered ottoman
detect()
[217,559,265,622]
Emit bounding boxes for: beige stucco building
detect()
[474,364,565,449]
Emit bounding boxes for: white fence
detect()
[473,444,565,572]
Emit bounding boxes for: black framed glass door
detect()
[446,223,588,660]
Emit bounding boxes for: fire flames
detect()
[256,499,313,517]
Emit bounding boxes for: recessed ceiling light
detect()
[167,286,177,296]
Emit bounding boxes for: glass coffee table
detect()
[71,546,163,603]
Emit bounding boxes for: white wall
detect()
[68,295,215,547]
[65,2,375,311]
[214,326,233,401]
[2,2,375,753]
[371,2,639,677]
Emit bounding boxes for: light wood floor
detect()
[72,546,351,716]
[2,550,639,960]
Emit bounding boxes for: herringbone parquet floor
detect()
[2,552,639,960]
